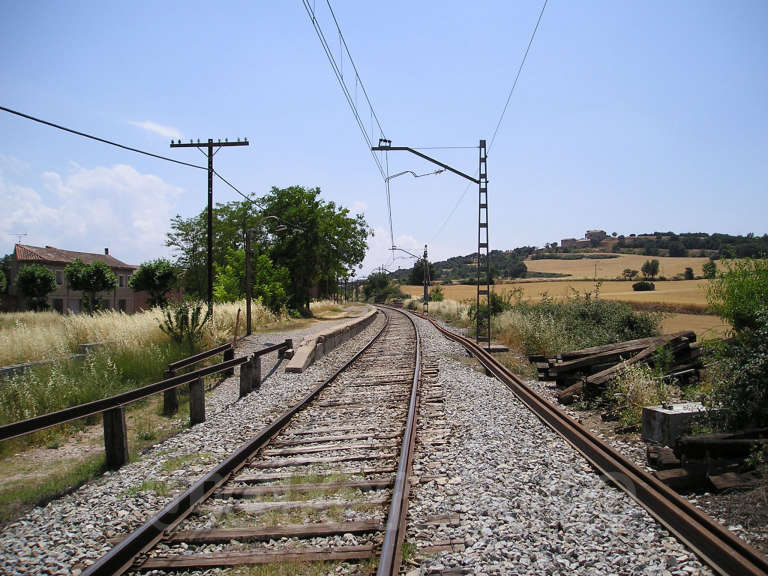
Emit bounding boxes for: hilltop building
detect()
[561,229,608,249]
[4,244,146,313]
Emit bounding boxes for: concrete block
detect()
[642,402,707,447]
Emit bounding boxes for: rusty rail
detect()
[377,305,421,576]
[418,312,768,576]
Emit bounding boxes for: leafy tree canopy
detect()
[641,259,660,280]
[258,186,370,314]
[65,258,117,314]
[16,264,57,311]
[407,259,436,285]
[167,186,370,316]
[707,258,768,333]
[129,258,178,307]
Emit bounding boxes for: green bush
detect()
[494,290,661,356]
[705,307,768,430]
[159,301,211,352]
[632,281,655,291]
[16,265,57,311]
[430,286,444,302]
[707,259,768,332]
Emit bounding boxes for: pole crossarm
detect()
[372,146,479,184]
[171,137,249,311]
[170,139,249,148]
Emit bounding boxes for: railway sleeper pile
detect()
[647,428,768,493]
[530,331,702,405]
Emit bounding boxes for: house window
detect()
[55,270,63,285]
[118,275,124,288]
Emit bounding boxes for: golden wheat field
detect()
[401,279,730,338]
[403,279,711,306]
[523,253,710,279]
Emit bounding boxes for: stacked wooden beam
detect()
[650,429,768,492]
[530,331,701,405]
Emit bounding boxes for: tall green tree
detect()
[16,264,57,311]
[702,259,717,279]
[641,259,660,280]
[167,188,370,314]
[407,259,436,285]
[258,186,370,314]
[65,258,118,314]
[129,258,178,307]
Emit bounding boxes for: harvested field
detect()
[403,280,711,308]
[662,313,729,338]
[524,253,711,279]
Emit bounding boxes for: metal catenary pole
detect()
[371,139,488,345]
[170,138,249,313]
[477,140,490,348]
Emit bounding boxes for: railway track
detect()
[83,306,420,575]
[417,312,768,576]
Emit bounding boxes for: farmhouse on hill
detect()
[4,244,146,314]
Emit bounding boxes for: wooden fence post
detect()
[223,347,235,377]
[253,356,262,390]
[189,377,205,425]
[239,357,252,398]
[103,407,129,470]
[162,369,178,416]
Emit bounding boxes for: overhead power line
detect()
[0,105,206,170]
[430,0,548,242]
[488,0,548,152]
[301,0,387,180]
[1,104,250,201]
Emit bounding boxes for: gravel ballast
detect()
[0,311,385,575]
[405,315,712,575]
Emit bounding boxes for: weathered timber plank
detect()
[217,478,393,497]
[140,546,376,569]
[166,521,384,544]
[208,495,389,514]
[235,466,397,484]
[559,332,695,361]
[252,452,397,469]
[262,442,397,457]
[272,432,401,447]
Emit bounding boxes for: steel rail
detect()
[377,305,421,576]
[82,310,390,576]
[419,313,768,576]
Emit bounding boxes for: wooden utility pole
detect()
[171,138,249,312]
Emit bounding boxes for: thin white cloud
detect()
[1,164,182,264]
[0,154,31,176]
[128,120,182,140]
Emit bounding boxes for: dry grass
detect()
[662,313,730,339]
[404,280,712,309]
[524,253,715,279]
[0,300,281,367]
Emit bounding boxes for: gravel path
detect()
[405,315,712,575]
[0,310,385,575]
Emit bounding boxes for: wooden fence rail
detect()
[0,339,293,470]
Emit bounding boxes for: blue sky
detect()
[1,1,766,275]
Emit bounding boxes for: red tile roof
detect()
[14,244,136,269]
